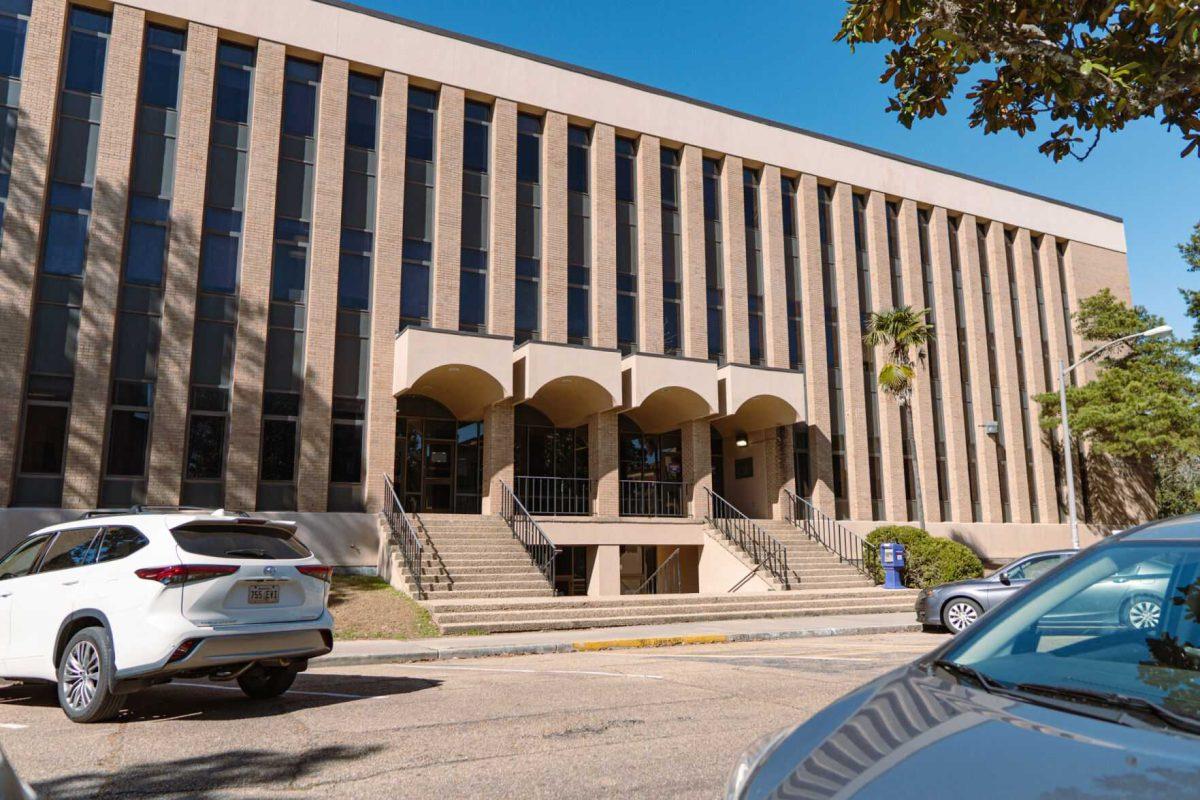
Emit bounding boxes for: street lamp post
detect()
[1059,324,1172,549]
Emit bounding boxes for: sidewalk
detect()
[313,611,924,667]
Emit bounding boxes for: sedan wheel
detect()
[63,641,100,711]
[1125,597,1162,630]
[57,626,123,723]
[943,599,983,633]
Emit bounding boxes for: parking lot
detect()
[0,631,945,799]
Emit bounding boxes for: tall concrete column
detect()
[679,145,707,359]
[430,85,463,329]
[481,401,514,515]
[1037,233,1070,521]
[363,71,408,511]
[487,99,516,337]
[225,41,286,512]
[682,419,712,518]
[540,111,568,342]
[760,166,789,370]
[719,155,749,365]
[831,183,870,520]
[958,218,1003,522]
[296,57,348,512]
[62,6,146,508]
[797,175,834,516]
[590,123,616,349]
[928,207,971,520]
[865,192,905,521]
[146,23,218,506]
[0,0,69,507]
[636,134,663,354]
[1010,227,1057,522]
[588,410,619,516]
[986,222,1032,523]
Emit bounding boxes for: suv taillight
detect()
[135,565,239,586]
[297,565,333,583]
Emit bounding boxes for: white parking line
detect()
[172,682,376,700]
[0,723,26,730]
[399,664,664,680]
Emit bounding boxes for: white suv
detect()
[0,508,334,722]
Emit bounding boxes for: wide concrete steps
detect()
[426,587,917,634]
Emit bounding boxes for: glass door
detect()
[422,439,454,512]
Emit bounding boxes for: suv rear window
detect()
[171,523,312,560]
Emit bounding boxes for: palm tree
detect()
[864,306,934,529]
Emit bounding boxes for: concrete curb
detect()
[314,621,923,667]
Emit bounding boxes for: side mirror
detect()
[999,573,1011,586]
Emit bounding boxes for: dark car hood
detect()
[931,576,995,593]
[746,665,1200,800]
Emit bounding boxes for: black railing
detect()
[634,547,683,595]
[705,488,793,588]
[785,488,869,576]
[619,480,688,517]
[499,480,557,585]
[382,475,424,598]
[514,475,592,516]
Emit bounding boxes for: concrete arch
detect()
[513,341,622,427]
[394,328,513,420]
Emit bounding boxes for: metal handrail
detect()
[784,488,869,575]
[633,547,683,595]
[513,475,592,516]
[619,479,689,517]
[499,480,557,586]
[382,475,424,599]
[704,488,793,588]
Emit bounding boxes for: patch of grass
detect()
[329,575,439,641]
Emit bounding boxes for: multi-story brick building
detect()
[0,0,1151,597]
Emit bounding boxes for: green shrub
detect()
[863,525,929,584]
[862,525,983,589]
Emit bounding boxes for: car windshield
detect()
[945,541,1200,723]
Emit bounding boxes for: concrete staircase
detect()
[753,518,875,589]
[425,587,918,634]
[387,514,554,601]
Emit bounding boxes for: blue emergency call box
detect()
[879,542,906,589]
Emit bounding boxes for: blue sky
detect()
[359,0,1199,335]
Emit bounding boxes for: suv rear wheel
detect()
[57,627,122,723]
[236,665,298,699]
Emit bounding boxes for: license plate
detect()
[248,584,280,605]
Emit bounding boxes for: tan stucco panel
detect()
[622,354,719,433]
[513,341,622,428]
[393,328,513,420]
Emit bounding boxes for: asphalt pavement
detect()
[0,630,948,799]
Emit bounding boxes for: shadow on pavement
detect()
[31,744,384,800]
[0,672,440,722]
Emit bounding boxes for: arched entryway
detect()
[618,415,685,516]
[394,395,483,514]
[513,405,589,515]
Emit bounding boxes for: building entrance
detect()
[394,395,483,513]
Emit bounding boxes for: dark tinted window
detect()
[38,527,101,573]
[95,526,149,563]
[172,523,311,559]
[0,533,51,580]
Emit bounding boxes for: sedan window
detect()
[37,527,103,574]
[1005,554,1068,582]
[0,534,52,580]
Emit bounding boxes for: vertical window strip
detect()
[615,136,637,353]
[181,41,255,507]
[884,199,917,518]
[13,6,112,507]
[978,223,1011,522]
[885,201,904,305]
[917,210,950,520]
[949,217,981,520]
[703,157,724,363]
[1004,230,1039,521]
[400,86,436,331]
[853,194,883,519]
[327,72,380,509]
[1056,241,1090,521]
[567,124,591,345]
[1032,236,1065,521]
[514,112,541,343]
[781,177,803,371]
[459,100,490,333]
[743,168,764,365]
[257,57,321,510]
[817,185,849,518]
[660,147,682,356]
[101,24,187,505]
[0,0,32,232]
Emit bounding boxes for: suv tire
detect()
[237,665,297,699]
[57,627,123,723]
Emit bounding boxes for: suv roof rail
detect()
[81,505,248,520]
